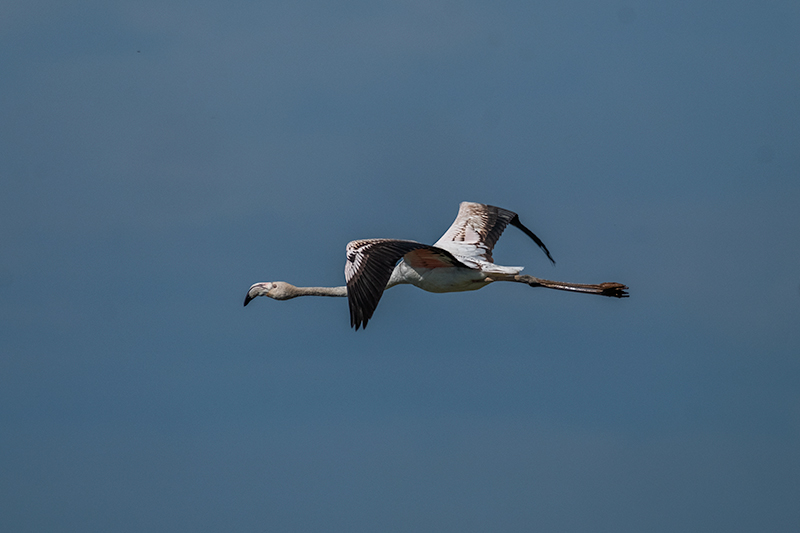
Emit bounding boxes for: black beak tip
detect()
[243,294,253,307]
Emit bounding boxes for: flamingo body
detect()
[387,260,495,293]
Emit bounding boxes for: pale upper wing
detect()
[433,201,555,265]
[345,239,465,330]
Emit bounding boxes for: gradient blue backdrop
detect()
[2,1,799,531]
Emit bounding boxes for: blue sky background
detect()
[2,1,799,531]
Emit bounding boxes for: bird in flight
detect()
[244,202,628,329]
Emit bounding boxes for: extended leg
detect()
[514,275,629,298]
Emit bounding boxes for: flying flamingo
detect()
[244,202,628,329]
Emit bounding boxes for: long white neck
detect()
[290,285,348,297]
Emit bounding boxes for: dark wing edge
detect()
[509,214,555,265]
[345,239,429,330]
[435,202,555,265]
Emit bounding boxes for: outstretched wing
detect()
[433,201,555,265]
[345,239,465,330]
